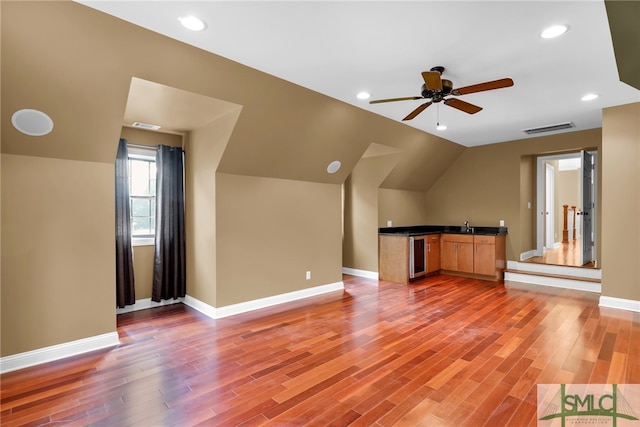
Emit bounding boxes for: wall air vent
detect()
[523,122,575,135]
[132,121,161,131]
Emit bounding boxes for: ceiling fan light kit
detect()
[369,66,514,122]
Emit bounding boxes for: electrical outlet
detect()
[305,271,311,280]
[387,220,393,227]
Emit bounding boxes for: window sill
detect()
[132,237,155,247]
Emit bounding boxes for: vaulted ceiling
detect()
[77,0,639,147]
[2,1,638,192]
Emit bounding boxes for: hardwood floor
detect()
[524,239,597,268]
[2,274,638,426]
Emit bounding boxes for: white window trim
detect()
[128,145,156,246]
[128,146,155,160]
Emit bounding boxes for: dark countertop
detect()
[379,225,508,236]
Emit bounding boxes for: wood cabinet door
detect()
[458,242,474,273]
[441,241,458,271]
[426,238,441,273]
[474,243,496,276]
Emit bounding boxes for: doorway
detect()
[533,151,597,267]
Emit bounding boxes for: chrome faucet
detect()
[464,221,470,232]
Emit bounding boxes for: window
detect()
[128,147,156,243]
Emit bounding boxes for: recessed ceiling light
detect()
[436,124,447,131]
[327,160,341,174]
[178,16,207,31]
[581,93,599,101]
[12,109,54,136]
[541,25,569,39]
[356,92,371,100]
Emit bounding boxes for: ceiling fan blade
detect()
[444,98,483,114]
[369,96,424,104]
[451,78,514,96]
[402,102,432,121]
[422,71,442,91]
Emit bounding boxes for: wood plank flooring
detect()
[524,239,597,268]
[2,274,638,426]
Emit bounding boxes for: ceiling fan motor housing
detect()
[421,79,453,101]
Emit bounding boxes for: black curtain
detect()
[115,138,136,308]
[152,145,186,302]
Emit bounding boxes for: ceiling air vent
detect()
[132,121,161,131]
[523,122,574,135]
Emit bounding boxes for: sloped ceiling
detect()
[1,1,462,189]
[75,0,640,148]
[605,1,640,91]
[123,78,241,135]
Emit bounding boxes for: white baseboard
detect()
[183,294,218,319]
[599,296,640,313]
[116,297,184,314]
[520,250,536,261]
[184,281,345,320]
[342,267,378,280]
[0,332,120,374]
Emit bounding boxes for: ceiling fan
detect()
[369,66,514,121]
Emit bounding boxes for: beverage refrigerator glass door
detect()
[410,236,427,279]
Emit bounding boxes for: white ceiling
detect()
[77,1,639,147]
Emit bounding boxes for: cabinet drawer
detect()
[474,235,495,244]
[426,234,440,243]
[442,233,473,243]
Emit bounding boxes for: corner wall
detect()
[601,102,640,301]
[216,173,343,306]
[343,154,401,273]
[184,110,241,308]
[1,155,115,356]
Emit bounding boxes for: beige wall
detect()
[216,173,342,306]
[378,189,429,228]
[1,155,115,356]
[425,129,602,261]
[132,246,154,300]
[601,102,640,301]
[184,110,240,308]
[343,154,401,272]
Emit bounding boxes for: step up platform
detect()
[504,260,601,293]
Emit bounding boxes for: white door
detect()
[579,151,594,265]
[545,163,555,250]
